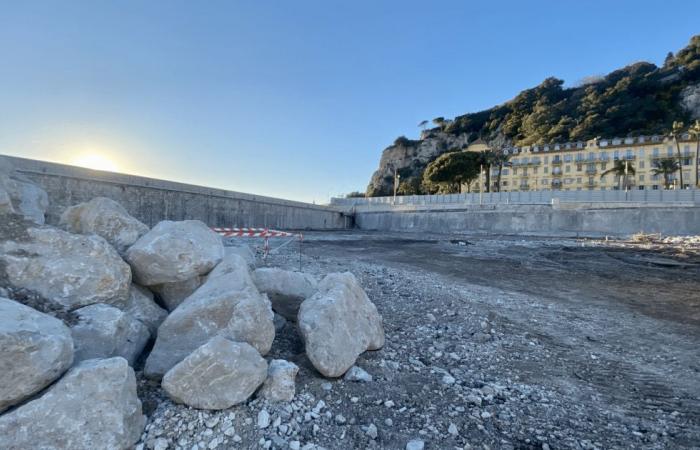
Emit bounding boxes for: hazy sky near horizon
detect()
[1,1,699,203]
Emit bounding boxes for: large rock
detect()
[0,297,74,413]
[0,158,48,224]
[121,284,168,336]
[0,357,144,450]
[125,220,224,286]
[144,254,274,378]
[252,268,317,321]
[151,276,204,312]
[162,336,267,409]
[60,197,149,254]
[0,227,131,310]
[225,244,256,268]
[258,359,299,402]
[298,272,384,377]
[71,304,150,365]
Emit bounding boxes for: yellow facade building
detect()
[466,135,698,192]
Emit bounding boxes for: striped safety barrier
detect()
[211,227,303,267]
[211,227,299,238]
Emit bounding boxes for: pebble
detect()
[406,439,425,450]
[384,400,395,408]
[366,423,378,439]
[344,366,373,382]
[258,410,271,429]
[289,442,301,450]
[153,438,169,450]
[448,423,458,436]
[441,375,456,385]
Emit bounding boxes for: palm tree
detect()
[690,120,700,188]
[492,149,512,192]
[651,158,681,189]
[671,121,685,188]
[601,160,636,190]
[418,120,429,131]
[477,150,496,192]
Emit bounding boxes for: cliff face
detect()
[366,35,700,196]
[366,132,471,197]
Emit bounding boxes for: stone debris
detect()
[225,244,256,268]
[406,439,425,450]
[60,196,149,254]
[144,255,274,378]
[343,365,373,382]
[0,297,74,413]
[0,226,131,310]
[259,359,299,402]
[252,268,317,321]
[71,303,150,365]
[0,157,48,224]
[125,220,224,286]
[162,337,267,410]
[298,272,384,377]
[0,357,144,450]
[121,284,168,336]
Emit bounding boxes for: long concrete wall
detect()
[4,155,350,230]
[355,204,700,237]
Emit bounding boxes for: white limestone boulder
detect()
[60,197,149,254]
[71,304,150,366]
[151,276,204,312]
[258,359,299,402]
[144,254,274,379]
[0,227,131,310]
[298,272,384,378]
[0,357,144,450]
[225,244,256,268]
[0,158,48,224]
[121,284,168,336]
[125,220,224,286]
[162,336,267,410]
[0,297,74,413]
[252,268,317,321]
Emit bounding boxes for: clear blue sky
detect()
[1,1,699,203]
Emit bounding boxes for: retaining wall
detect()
[355,204,700,237]
[3,155,350,230]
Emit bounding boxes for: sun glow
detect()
[71,153,119,172]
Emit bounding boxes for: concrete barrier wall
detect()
[355,204,700,237]
[4,155,350,230]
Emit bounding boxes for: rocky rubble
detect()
[0,174,392,449]
[0,157,48,224]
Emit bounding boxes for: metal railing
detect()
[333,188,700,207]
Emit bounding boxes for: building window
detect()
[576,177,581,184]
[639,161,645,169]
[653,147,659,157]
[667,146,674,157]
[544,156,549,164]
[533,167,538,174]
[577,164,582,171]
[601,163,607,171]
[639,174,645,181]
[544,167,549,174]
[639,148,645,157]
[565,166,571,173]
[684,159,691,166]
[638,186,644,190]
[652,185,659,190]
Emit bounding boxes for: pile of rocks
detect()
[0,160,385,449]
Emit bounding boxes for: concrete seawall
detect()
[355,204,700,237]
[4,155,350,230]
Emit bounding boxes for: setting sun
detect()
[71,153,119,172]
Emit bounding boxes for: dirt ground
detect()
[138,231,700,450]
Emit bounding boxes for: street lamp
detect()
[393,168,401,205]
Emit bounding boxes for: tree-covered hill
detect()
[366,35,700,196]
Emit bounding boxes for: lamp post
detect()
[479,164,484,205]
[393,168,400,205]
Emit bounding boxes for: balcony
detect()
[551,159,563,165]
[518,184,530,190]
[551,170,563,176]
[585,168,597,175]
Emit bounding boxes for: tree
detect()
[651,158,681,189]
[601,160,636,190]
[422,151,481,193]
[690,120,700,188]
[664,51,675,66]
[671,121,685,188]
[345,191,366,198]
[476,150,497,192]
[418,120,429,131]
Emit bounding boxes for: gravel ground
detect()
[136,232,700,450]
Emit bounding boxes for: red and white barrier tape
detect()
[212,227,300,238]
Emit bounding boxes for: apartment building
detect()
[466,135,698,192]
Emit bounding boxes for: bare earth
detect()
[138,232,700,450]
